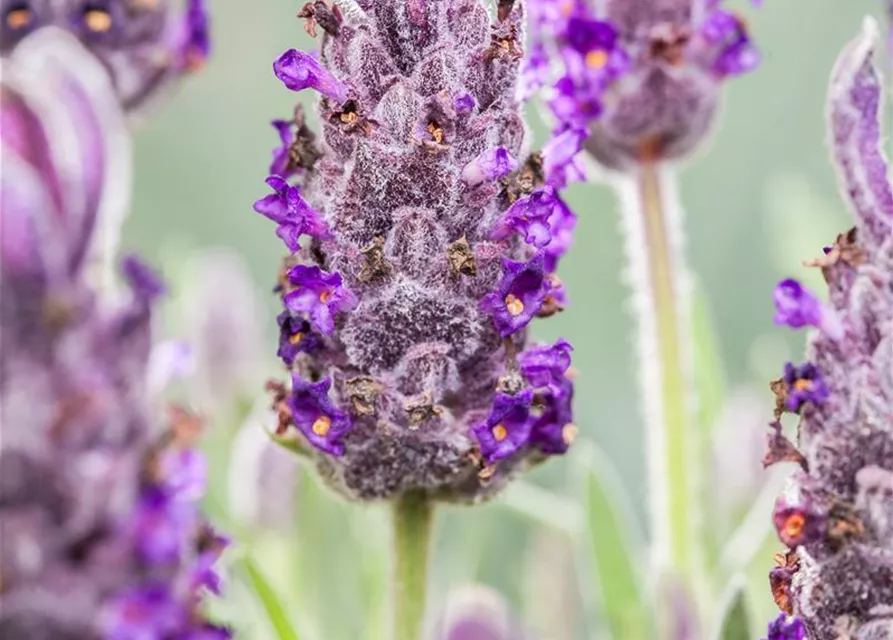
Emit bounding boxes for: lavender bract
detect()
[254,0,578,501]
[762,18,893,639]
[0,0,211,112]
[526,0,760,171]
[0,31,226,638]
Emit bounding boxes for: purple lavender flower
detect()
[481,254,551,337]
[270,119,298,177]
[0,0,212,112]
[520,338,574,390]
[543,197,578,273]
[471,390,535,464]
[277,311,321,366]
[494,188,563,248]
[780,362,829,414]
[273,48,349,103]
[772,488,827,548]
[542,127,586,189]
[253,0,577,501]
[763,614,807,640]
[761,19,893,637]
[283,264,356,335]
[286,375,352,456]
[772,278,843,338]
[529,378,577,455]
[462,147,518,187]
[0,33,227,637]
[253,175,329,251]
[528,0,760,170]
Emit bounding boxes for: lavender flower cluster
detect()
[764,19,893,640]
[1,0,210,112]
[253,0,579,501]
[524,0,760,172]
[0,25,226,640]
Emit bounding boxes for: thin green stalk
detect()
[637,162,692,576]
[392,491,435,640]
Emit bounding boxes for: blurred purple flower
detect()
[0,29,226,638]
[0,0,213,113]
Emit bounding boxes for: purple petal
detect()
[273,49,349,103]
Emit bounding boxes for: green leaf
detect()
[577,442,650,640]
[242,555,301,640]
[714,577,752,640]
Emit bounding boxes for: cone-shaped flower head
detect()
[525,0,760,171]
[0,32,226,637]
[0,0,211,113]
[253,0,578,501]
[761,18,893,637]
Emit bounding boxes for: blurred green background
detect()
[122,1,890,638]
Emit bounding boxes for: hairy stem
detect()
[392,491,434,640]
[639,163,691,572]
[617,162,699,598]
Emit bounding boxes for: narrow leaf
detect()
[242,555,301,640]
[577,441,650,640]
[713,577,752,640]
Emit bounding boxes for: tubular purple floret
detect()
[253,0,579,502]
[761,18,893,638]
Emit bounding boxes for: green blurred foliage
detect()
[123,1,890,637]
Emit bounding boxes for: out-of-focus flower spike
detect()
[227,399,300,530]
[761,22,893,635]
[0,28,227,638]
[430,584,529,640]
[177,248,267,412]
[827,16,893,247]
[1,1,214,115]
[529,0,763,171]
[0,28,131,290]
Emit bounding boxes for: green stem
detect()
[636,163,694,576]
[392,491,434,640]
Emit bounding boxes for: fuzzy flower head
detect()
[527,0,761,171]
[761,18,893,637]
[0,34,226,636]
[0,0,211,113]
[253,0,578,502]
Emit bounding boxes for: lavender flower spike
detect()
[0,32,226,638]
[0,0,212,113]
[761,18,893,638]
[255,0,578,502]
